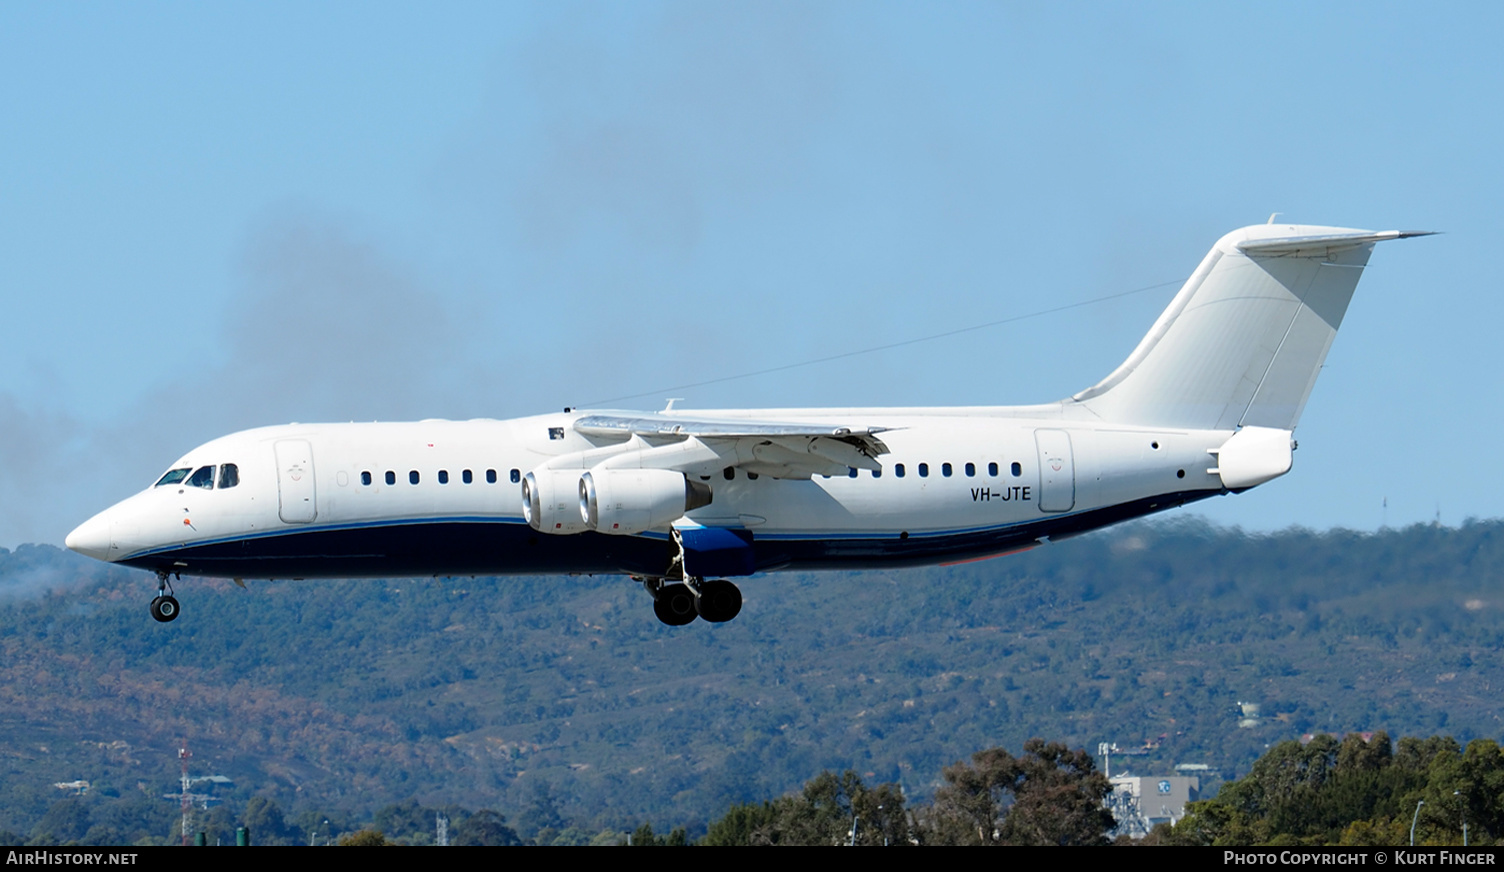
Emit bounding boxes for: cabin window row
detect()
[718,460,1025,481]
[359,468,523,487]
[851,461,1024,479]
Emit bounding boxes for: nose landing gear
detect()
[151,571,180,623]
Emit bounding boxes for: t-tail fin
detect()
[1073,224,1431,431]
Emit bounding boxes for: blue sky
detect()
[1,2,1497,546]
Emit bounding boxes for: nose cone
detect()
[66,512,114,562]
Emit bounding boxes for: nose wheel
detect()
[151,572,180,623]
[150,595,180,622]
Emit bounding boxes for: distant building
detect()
[1106,775,1200,839]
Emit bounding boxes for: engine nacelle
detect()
[580,469,712,535]
[522,469,591,534]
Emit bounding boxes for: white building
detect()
[1106,775,1200,839]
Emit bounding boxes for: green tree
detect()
[925,739,1113,846]
[453,809,521,847]
[718,770,908,846]
[32,797,90,845]
[623,822,688,846]
[702,802,777,846]
[338,828,389,846]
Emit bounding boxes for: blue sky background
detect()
[0,2,1496,546]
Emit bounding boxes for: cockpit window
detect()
[186,465,216,489]
[218,463,239,489]
[155,468,192,487]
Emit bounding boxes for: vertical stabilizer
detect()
[1072,225,1426,431]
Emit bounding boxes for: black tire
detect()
[652,585,698,626]
[151,595,180,623]
[696,579,743,623]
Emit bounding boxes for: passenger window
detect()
[487,469,497,484]
[919,463,929,478]
[385,471,396,486]
[895,463,905,478]
[509,469,520,484]
[747,472,759,480]
[988,462,998,477]
[724,467,735,480]
[462,469,473,484]
[155,468,192,487]
[186,465,216,489]
[942,463,953,477]
[871,469,881,478]
[848,467,858,478]
[361,471,372,486]
[438,470,449,484]
[409,470,420,485]
[219,464,240,489]
[1012,462,1022,477]
[965,462,976,477]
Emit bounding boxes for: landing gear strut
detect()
[150,571,180,623]
[642,576,743,626]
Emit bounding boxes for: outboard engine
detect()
[522,470,592,534]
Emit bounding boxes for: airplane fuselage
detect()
[69,409,1231,581]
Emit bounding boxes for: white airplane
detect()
[66,223,1428,626]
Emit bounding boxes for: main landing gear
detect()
[643,577,743,626]
[151,571,180,623]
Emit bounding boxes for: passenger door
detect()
[275,440,318,524]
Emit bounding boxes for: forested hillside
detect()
[2,519,1502,843]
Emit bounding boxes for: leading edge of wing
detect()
[573,412,891,446]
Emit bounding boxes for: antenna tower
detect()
[178,743,193,846]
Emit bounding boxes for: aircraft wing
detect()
[573,413,891,479]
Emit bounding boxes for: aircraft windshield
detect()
[155,468,192,487]
[218,463,239,489]
[186,466,216,489]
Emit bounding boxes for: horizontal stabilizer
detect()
[1237,230,1436,256]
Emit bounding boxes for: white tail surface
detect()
[1073,224,1427,431]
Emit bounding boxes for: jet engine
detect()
[522,469,591,534]
[579,469,712,535]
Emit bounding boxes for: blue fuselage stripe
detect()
[119,489,1217,579]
